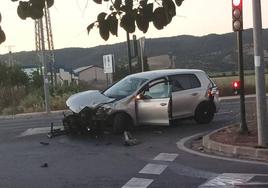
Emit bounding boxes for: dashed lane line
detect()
[122,177,154,188]
[121,153,178,188]
[139,163,168,175]
[153,153,178,162]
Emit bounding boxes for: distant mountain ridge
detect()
[0,28,267,73]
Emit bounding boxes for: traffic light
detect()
[232,80,241,95]
[232,0,243,31]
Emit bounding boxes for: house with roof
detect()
[73,65,106,84]
[56,68,78,85]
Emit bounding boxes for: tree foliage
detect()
[30,70,43,89]
[0,0,54,44]
[0,13,6,45]
[0,0,184,44]
[0,64,29,87]
[88,0,184,40]
[113,56,149,81]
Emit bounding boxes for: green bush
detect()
[1,106,23,115]
[19,93,44,113]
[50,93,70,110]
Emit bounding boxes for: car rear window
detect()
[170,74,201,92]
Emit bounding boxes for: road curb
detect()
[202,126,268,162]
[177,133,268,166]
[0,110,70,120]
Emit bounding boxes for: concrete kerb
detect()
[203,95,268,162]
[0,110,70,120]
[177,132,268,166]
[202,125,268,162]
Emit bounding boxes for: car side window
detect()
[170,74,201,92]
[143,79,171,99]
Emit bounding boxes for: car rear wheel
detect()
[194,102,214,124]
[113,113,132,134]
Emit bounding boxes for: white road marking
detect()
[139,163,167,175]
[154,153,178,162]
[153,153,178,162]
[19,126,63,137]
[199,173,256,187]
[122,177,153,188]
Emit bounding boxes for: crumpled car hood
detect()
[66,90,115,113]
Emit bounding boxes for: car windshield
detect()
[103,76,148,99]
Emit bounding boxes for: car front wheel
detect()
[113,113,132,134]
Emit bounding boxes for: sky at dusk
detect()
[0,0,268,54]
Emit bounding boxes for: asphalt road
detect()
[0,98,268,188]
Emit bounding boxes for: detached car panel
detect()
[63,69,220,134]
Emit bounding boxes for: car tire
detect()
[113,113,131,134]
[194,101,214,124]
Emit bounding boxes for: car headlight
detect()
[96,105,113,116]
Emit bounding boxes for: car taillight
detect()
[208,87,218,98]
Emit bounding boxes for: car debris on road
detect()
[47,123,66,138]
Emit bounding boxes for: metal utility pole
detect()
[252,0,268,146]
[38,18,50,114]
[126,32,132,74]
[44,3,57,86]
[34,2,56,114]
[35,2,56,89]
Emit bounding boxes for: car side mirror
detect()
[136,93,152,100]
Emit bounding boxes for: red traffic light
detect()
[232,0,243,31]
[232,0,241,6]
[232,80,240,95]
[232,80,240,89]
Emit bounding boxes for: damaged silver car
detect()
[63,69,220,134]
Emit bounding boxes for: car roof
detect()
[129,69,205,80]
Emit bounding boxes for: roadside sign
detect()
[103,54,114,73]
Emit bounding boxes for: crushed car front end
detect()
[62,90,116,134]
[63,75,149,134]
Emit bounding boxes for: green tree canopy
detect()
[88,0,184,40]
[0,63,29,87]
[0,12,6,45]
[0,0,54,44]
[0,0,184,44]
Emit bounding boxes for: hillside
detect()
[0,28,267,73]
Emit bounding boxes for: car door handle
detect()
[191,93,198,96]
[160,103,167,106]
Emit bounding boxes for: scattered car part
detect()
[123,131,141,146]
[47,123,66,138]
[40,163,48,168]
[40,141,49,145]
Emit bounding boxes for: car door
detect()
[136,78,171,126]
[170,74,202,118]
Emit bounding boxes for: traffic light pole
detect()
[252,0,268,146]
[237,30,248,133]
